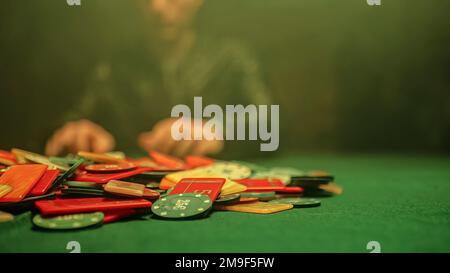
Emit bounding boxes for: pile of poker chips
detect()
[0,148,343,230]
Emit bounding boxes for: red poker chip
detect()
[85,162,137,173]
[276,186,304,194]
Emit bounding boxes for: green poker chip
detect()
[49,156,82,166]
[63,181,103,189]
[33,212,104,230]
[214,193,241,204]
[145,182,160,189]
[151,193,212,219]
[49,158,86,191]
[160,185,175,198]
[269,198,321,208]
[241,191,276,201]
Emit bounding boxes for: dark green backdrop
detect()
[1,0,449,156]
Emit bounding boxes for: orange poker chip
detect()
[85,163,137,173]
[184,155,215,168]
[149,151,185,170]
[142,188,160,200]
[159,177,177,190]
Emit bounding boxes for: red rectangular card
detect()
[0,164,47,202]
[237,178,286,192]
[169,178,225,202]
[28,169,60,196]
[35,197,152,216]
[74,167,152,183]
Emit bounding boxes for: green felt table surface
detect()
[1,154,450,253]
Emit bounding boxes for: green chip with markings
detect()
[205,162,252,180]
[269,197,321,208]
[151,193,212,219]
[33,212,104,230]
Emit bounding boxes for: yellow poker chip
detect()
[78,151,126,164]
[11,148,69,171]
[0,184,12,198]
[214,201,293,214]
[0,210,14,223]
[0,157,16,166]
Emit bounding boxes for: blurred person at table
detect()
[45,0,271,158]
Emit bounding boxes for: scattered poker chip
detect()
[49,156,82,166]
[0,184,12,198]
[154,188,167,194]
[105,151,126,160]
[214,193,241,204]
[240,191,276,201]
[0,210,14,223]
[250,170,291,185]
[32,212,104,230]
[319,182,343,195]
[291,176,333,183]
[151,193,212,219]
[142,188,160,200]
[85,162,136,173]
[63,181,103,189]
[78,151,125,164]
[145,182,160,189]
[11,148,69,171]
[165,185,175,195]
[104,180,145,197]
[49,158,86,191]
[238,197,259,203]
[300,188,333,197]
[206,162,252,180]
[269,198,321,208]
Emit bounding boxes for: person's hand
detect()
[138,118,224,157]
[45,119,115,156]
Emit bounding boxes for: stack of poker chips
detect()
[0,148,343,230]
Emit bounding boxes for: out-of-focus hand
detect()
[45,119,115,156]
[138,118,224,157]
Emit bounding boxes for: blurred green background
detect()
[1,0,449,156]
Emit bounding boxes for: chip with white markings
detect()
[151,193,212,219]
